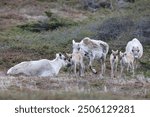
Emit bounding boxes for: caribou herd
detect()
[7,37,143,78]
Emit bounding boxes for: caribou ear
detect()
[120,51,123,56]
[56,53,59,58]
[66,53,70,57]
[112,50,114,53]
[72,40,75,44]
[116,50,118,53]
[70,54,72,59]
[56,53,62,58]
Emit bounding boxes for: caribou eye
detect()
[137,50,140,52]
[132,50,134,52]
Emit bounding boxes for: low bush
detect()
[96,17,134,41]
[18,11,77,32]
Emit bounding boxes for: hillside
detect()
[0,0,150,99]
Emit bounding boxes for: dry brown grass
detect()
[0,71,150,100]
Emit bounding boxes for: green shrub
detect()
[18,12,77,32]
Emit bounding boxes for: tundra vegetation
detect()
[0,0,150,99]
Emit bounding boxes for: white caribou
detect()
[126,38,143,68]
[110,50,119,78]
[72,37,109,76]
[7,53,67,77]
[66,52,85,77]
[120,51,135,77]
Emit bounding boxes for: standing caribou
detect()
[72,37,109,76]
